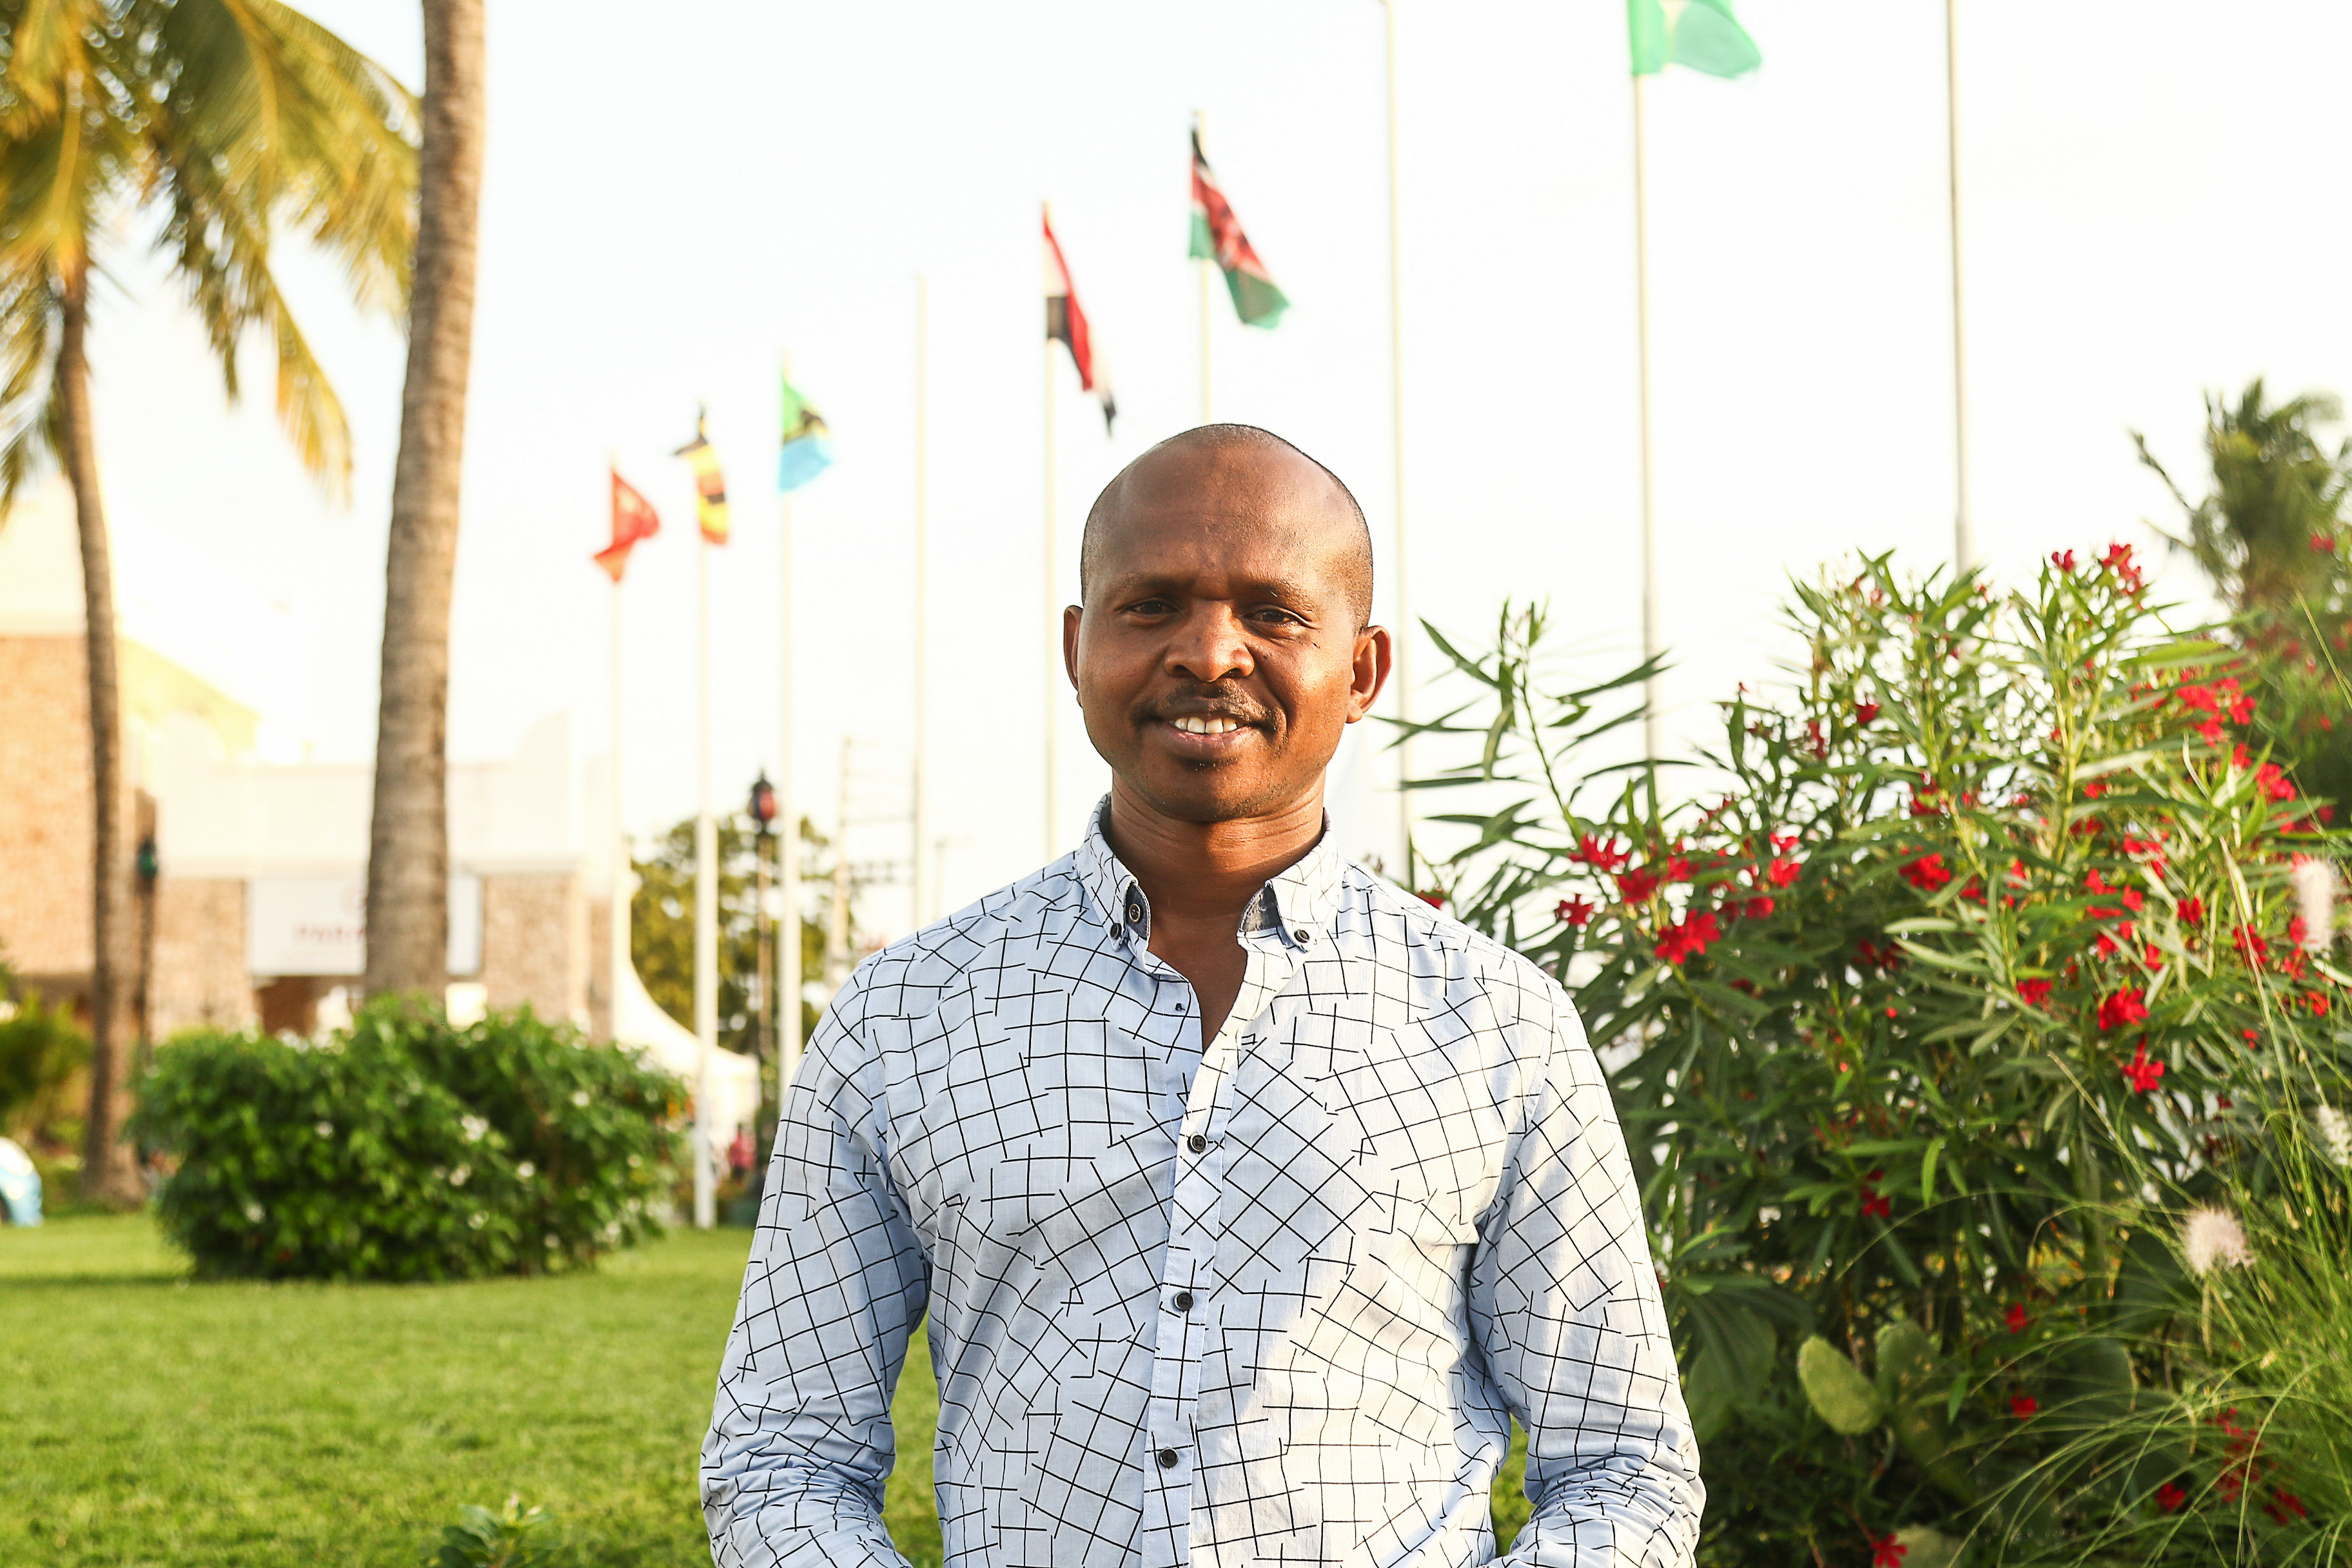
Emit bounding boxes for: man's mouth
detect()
[1168,714,1248,737]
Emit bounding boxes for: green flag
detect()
[1629,0,1761,79]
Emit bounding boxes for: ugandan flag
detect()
[1190,128,1289,329]
[674,409,729,544]
[1043,207,1116,433]
[593,467,661,582]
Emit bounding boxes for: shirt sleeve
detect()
[701,983,930,1568]
[1469,983,1705,1567]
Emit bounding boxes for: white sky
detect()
[74,0,2352,936]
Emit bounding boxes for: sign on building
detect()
[245,875,483,977]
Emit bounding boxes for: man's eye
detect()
[1251,607,1304,626]
[1124,599,1174,616]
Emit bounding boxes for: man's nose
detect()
[1163,603,1254,685]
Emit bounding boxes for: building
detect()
[0,482,760,1141]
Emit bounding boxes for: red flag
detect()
[594,467,662,581]
[1043,207,1116,432]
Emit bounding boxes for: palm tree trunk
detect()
[57,271,141,1203]
[363,0,485,999]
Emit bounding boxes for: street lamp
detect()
[747,773,778,1088]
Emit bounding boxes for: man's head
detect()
[1066,424,1390,825]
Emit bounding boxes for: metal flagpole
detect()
[609,554,629,1045]
[912,274,931,929]
[1043,268,1061,863]
[1197,112,1213,426]
[692,510,717,1230]
[1944,0,1976,576]
[1632,69,1663,762]
[776,361,802,1105]
[1381,0,1413,870]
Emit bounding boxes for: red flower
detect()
[2218,677,2253,724]
[2016,978,2054,1006]
[1557,897,1596,928]
[1741,895,1776,920]
[2012,1393,2039,1421]
[2267,1489,2309,1524]
[2155,1482,2188,1514]
[2096,932,2121,959]
[2051,549,2077,573]
[2121,1039,2165,1094]
[1572,834,1630,872]
[1654,912,1722,966]
[2257,762,2295,802]
[1959,877,1986,904]
[2314,532,2335,553]
[2233,743,2253,770]
[2122,888,2144,913]
[2177,683,2218,714]
[2235,925,2269,963]
[2311,992,2331,1018]
[2199,717,2227,745]
[2180,896,2204,926]
[2097,988,2149,1031]
[1420,890,1447,907]
[1766,856,1801,888]
[1805,718,1830,759]
[1901,854,1953,892]
[2086,868,2112,892]
[2005,1302,2029,1334]
[1662,855,1694,883]
[1856,701,1881,725]
[1870,1534,1909,1568]
[1860,1170,1891,1220]
[1616,867,1661,903]
[1770,833,1801,853]
[2100,542,2144,592]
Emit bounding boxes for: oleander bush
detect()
[1412,547,2352,1566]
[130,999,683,1282]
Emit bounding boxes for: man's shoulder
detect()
[836,854,1092,1022]
[1336,862,1575,1019]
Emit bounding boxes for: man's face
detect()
[1067,440,1390,825]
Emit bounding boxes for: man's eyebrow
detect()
[1099,569,1329,605]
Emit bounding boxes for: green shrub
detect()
[130,999,682,1281]
[422,1496,566,1568]
[1411,549,2351,1565]
[0,993,90,1141]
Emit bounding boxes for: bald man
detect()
[703,427,1702,1568]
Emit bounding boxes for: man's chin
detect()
[1118,763,1308,827]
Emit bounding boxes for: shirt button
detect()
[1157,1448,1179,1469]
[1126,896,1145,924]
[1174,999,1186,1012]
[1172,1290,1193,1312]
[1293,928,1311,943]
[1187,1133,1208,1153]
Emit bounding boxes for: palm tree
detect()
[0,0,416,1200]
[362,0,482,1002]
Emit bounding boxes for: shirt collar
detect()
[1075,794,1346,950]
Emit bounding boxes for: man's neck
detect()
[1099,781,1326,926]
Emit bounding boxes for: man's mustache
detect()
[1132,687,1271,728]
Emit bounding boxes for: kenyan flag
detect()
[1190,127,1289,329]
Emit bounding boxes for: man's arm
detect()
[701,996,930,1568]
[1469,987,1704,1567]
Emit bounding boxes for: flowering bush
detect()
[130,1000,681,1281]
[1411,550,2352,1565]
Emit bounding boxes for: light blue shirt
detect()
[703,803,1702,1567]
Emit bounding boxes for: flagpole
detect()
[609,543,629,1047]
[1381,0,1413,872]
[1631,68,1663,762]
[1042,261,1061,863]
[776,361,802,1109]
[1945,0,1975,576]
[692,515,717,1231]
[912,273,931,930]
[1197,111,1213,426]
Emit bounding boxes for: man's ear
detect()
[1063,604,1084,689]
[1344,625,1393,723]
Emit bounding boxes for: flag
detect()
[1190,127,1289,329]
[1043,208,1116,433]
[675,409,729,543]
[778,373,836,493]
[1629,0,1761,78]
[593,467,661,581]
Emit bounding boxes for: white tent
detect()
[611,956,760,1158]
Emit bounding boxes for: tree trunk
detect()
[364,0,486,999]
[57,273,142,1204]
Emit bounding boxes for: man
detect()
[703,426,1701,1567]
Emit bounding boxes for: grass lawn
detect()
[3,1215,1524,1566]
[0,1213,942,1568]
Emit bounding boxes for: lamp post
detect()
[747,772,778,1087]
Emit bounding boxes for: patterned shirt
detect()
[703,803,1703,1567]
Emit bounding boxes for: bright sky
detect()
[79,0,2352,936]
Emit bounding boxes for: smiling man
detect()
[702,426,1702,1568]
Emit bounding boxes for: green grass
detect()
[0,1213,943,1567]
[0,1216,1528,1566]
